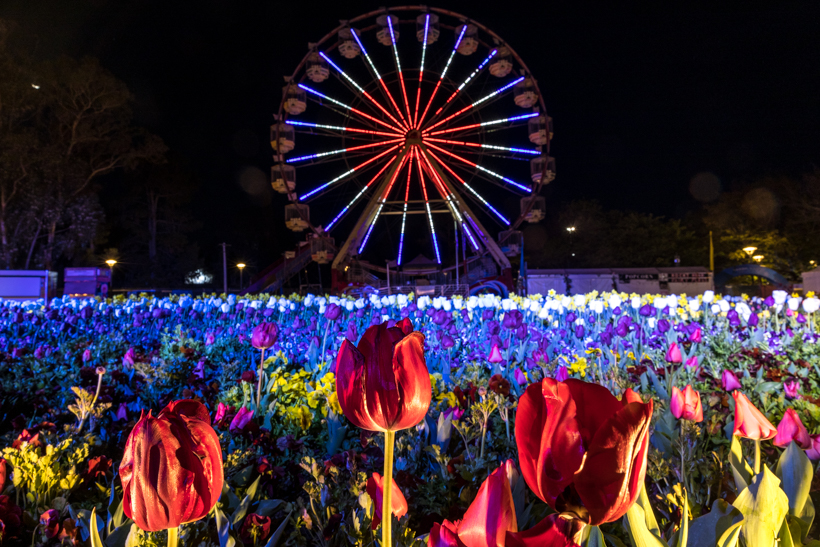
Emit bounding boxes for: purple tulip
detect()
[251,322,278,350]
[797,313,807,324]
[487,320,500,336]
[502,310,523,330]
[764,296,775,307]
[566,312,577,323]
[748,313,759,327]
[784,379,801,400]
[116,403,128,421]
[639,304,653,317]
[324,304,341,321]
[514,368,528,386]
[82,349,92,362]
[481,309,494,321]
[441,334,455,349]
[727,310,740,327]
[554,365,569,382]
[574,325,585,338]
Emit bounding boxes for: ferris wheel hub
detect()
[405,130,423,145]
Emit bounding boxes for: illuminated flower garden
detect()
[0,289,818,546]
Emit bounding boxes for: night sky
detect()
[2,0,819,278]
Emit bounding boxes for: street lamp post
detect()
[237,263,246,291]
[753,255,764,296]
[105,259,117,296]
[566,226,576,266]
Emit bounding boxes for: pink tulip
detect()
[806,435,820,461]
[685,356,699,369]
[773,408,811,449]
[229,406,253,432]
[488,345,504,364]
[721,370,742,392]
[670,385,703,422]
[214,402,228,423]
[554,366,569,382]
[665,343,682,364]
[514,369,528,386]
[690,328,702,343]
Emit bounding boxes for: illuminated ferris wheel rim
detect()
[273,6,553,272]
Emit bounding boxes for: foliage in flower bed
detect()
[0,289,818,546]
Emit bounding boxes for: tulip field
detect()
[0,290,819,547]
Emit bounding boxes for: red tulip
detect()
[367,473,408,530]
[732,391,777,440]
[665,343,682,363]
[427,461,583,547]
[121,400,223,531]
[515,379,653,525]
[335,318,430,432]
[773,408,811,448]
[670,385,703,422]
[457,460,518,547]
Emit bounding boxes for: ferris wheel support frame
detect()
[331,146,413,272]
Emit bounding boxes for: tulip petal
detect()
[367,472,409,529]
[429,520,463,547]
[360,323,406,429]
[574,400,653,526]
[564,379,624,447]
[390,331,432,431]
[505,514,584,547]
[164,399,212,424]
[732,391,777,440]
[515,379,584,507]
[458,463,518,547]
[335,340,384,432]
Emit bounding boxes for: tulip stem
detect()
[383,429,395,547]
[256,348,265,415]
[167,526,179,547]
[321,322,330,369]
[754,439,761,475]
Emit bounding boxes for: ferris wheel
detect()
[271,7,554,287]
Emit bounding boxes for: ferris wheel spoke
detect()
[429,48,498,122]
[423,141,532,193]
[396,152,414,266]
[425,111,539,136]
[344,31,411,130]
[423,76,525,133]
[417,25,468,128]
[286,119,402,139]
[358,152,412,255]
[286,138,404,164]
[412,147,442,264]
[299,145,401,201]
[424,137,540,157]
[386,15,414,124]
[319,51,409,131]
[412,13,432,128]
[299,83,405,134]
[325,156,398,231]
[423,147,512,226]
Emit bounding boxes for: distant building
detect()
[527,266,713,295]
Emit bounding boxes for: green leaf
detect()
[715,521,743,547]
[587,525,606,547]
[232,475,262,525]
[733,466,789,547]
[90,508,105,547]
[688,499,743,547]
[775,440,815,544]
[729,435,752,494]
[636,483,661,538]
[104,523,137,547]
[255,499,285,517]
[214,504,237,547]
[263,510,292,547]
[625,500,669,547]
[778,517,795,547]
